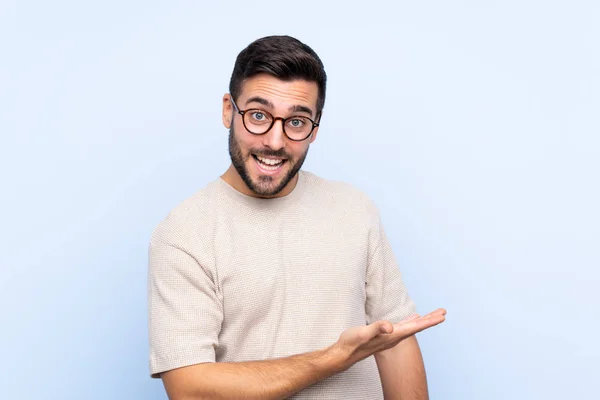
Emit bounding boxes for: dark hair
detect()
[229,35,327,117]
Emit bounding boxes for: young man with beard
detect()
[148,35,446,399]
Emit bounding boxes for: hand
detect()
[332,308,446,370]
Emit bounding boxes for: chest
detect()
[212,209,370,324]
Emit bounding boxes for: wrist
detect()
[322,344,351,373]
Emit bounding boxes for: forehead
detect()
[238,74,319,111]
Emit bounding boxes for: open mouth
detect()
[252,154,287,172]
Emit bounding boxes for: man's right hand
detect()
[331,309,447,371]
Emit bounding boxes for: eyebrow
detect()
[245,96,314,118]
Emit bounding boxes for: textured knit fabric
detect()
[148,170,416,399]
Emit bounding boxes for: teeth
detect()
[255,155,284,171]
[257,156,283,166]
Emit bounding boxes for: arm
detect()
[161,346,343,400]
[375,336,428,400]
[161,311,445,400]
[364,213,434,399]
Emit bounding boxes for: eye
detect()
[287,118,306,128]
[250,111,266,121]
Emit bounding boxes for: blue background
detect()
[1,1,598,399]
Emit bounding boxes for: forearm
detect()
[374,336,428,400]
[162,346,347,400]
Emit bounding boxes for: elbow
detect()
[161,364,218,400]
[165,387,209,400]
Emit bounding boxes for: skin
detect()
[161,74,446,399]
[221,73,319,198]
[375,336,429,399]
[162,309,446,400]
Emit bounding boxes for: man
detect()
[148,35,446,399]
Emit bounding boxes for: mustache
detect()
[251,149,291,159]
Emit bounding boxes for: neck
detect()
[221,165,299,199]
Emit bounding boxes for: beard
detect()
[228,125,309,197]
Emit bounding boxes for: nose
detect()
[262,119,286,151]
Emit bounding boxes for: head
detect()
[222,35,327,198]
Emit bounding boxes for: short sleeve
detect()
[148,237,223,378]
[365,218,417,324]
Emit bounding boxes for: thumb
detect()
[370,320,393,338]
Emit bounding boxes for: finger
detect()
[415,314,445,330]
[365,320,393,340]
[427,308,447,317]
[407,308,446,322]
[401,313,421,322]
[378,320,394,335]
[420,309,446,321]
[394,310,442,327]
[392,314,446,337]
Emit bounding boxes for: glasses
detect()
[230,96,319,142]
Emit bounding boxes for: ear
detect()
[308,114,321,143]
[222,94,233,129]
[309,126,319,143]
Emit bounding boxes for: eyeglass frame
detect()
[229,96,320,142]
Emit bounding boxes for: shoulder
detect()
[149,180,223,246]
[301,170,380,218]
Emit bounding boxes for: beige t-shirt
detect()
[148,170,416,399]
